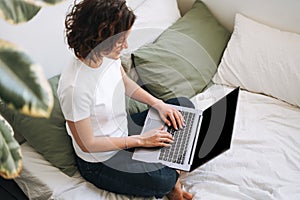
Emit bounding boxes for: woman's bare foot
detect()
[167,178,193,200]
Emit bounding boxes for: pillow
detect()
[132,0,230,100]
[125,0,146,10]
[0,75,77,176]
[123,0,181,54]
[125,96,148,115]
[122,0,182,104]
[213,14,300,107]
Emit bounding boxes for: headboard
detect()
[178,0,300,34]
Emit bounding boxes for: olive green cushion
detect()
[125,96,148,115]
[0,75,77,176]
[133,0,230,100]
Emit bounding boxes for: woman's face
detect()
[104,30,131,60]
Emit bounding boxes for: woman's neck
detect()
[81,57,103,69]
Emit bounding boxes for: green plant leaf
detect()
[0,114,22,179]
[0,0,41,24]
[0,0,66,24]
[0,40,54,118]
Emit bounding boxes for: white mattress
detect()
[15,84,300,200]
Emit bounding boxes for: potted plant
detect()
[0,0,66,179]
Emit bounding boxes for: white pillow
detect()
[213,13,300,107]
[126,0,147,10]
[124,0,181,53]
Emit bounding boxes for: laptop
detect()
[132,87,240,172]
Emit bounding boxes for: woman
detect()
[58,0,193,199]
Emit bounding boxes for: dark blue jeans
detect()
[76,97,194,198]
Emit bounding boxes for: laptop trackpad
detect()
[143,118,163,133]
[142,108,164,133]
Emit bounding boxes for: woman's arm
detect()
[121,67,162,108]
[121,67,184,130]
[67,118,174,153]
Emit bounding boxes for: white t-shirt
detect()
[57,57,128,162]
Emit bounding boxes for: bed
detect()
[1,0,300,199]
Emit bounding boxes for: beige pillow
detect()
[213,14,300,107]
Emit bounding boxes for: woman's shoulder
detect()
[102,57,121,68]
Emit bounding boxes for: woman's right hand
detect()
[140,126,174,148]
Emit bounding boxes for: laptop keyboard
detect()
[158,110,196,164]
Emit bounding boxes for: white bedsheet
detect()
[15,84,300,200]
[186,85,300,200]
[16,144,165,200]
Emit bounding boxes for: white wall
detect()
[202,0,300,34]
[0,0,75,78]
[179,0,300,34]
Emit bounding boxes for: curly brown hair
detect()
[65,0,136,61]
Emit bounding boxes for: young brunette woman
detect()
[58,0,193,199]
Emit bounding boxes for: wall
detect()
[203,0,300,34]
[179,0,300,34]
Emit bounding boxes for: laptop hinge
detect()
[188,115,202,164]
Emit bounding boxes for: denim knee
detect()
[148,167,179,198]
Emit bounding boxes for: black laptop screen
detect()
[190,87,239,171]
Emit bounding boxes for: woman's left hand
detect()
[153,100,185,130]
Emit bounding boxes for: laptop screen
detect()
[190,87,239,171]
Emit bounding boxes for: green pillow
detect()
[125,96,148,115]
[0,75,77,176]
[133,0,230,100]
